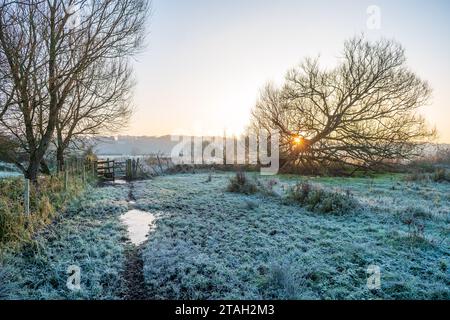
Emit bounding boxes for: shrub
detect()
[431,168,450,183]
[398,206,432,220]
[227,172,258,195]
[256,178,280,196]
[399,206,431,240]
[266,263,298,299]
[404,168,450,183]
[286,182,359,215]
[404,171,429,182]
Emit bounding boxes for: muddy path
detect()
[120,181,149,300]
[121,244,148,300]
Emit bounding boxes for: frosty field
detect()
[1,172,449,299]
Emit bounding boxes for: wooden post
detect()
[245,135,250,166]
[126,159,132,181]
[132,159,136,180]
[136,158,140,178]
[64,170,68,191]
[24,178,30,215]
[234,135,238,166]
[82,165,86,185]
[223,130,227,165]
[156,155,163,175]
[108,160,116,182]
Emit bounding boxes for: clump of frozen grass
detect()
[404,171,430,183]
[227,172,258,195]
[256,178,280,196]
[265,263,300,299]
[286,182,359,215]
[431,168,450,183]
[404,168,450,183]
[398,206,432,221]
[399,206,431,240]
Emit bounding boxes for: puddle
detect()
[120,210,156,246]
[102,179,128,186]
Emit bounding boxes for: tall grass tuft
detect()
[227,172,258,195]
[286,182,359,215]
[431,168,450,183]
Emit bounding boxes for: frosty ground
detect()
[1,172,449,299]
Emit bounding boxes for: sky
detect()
[127,0,450,142]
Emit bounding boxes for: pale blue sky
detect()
[129,0,450,142]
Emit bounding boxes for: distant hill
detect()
[93,135,178,156]
[93,135,223,156]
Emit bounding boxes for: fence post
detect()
[136,158,140,178]
[82,165,86,185]
[92,161,96,178]
[64,170,68,191]
[126,159,132,181]
[132,159,136,180]
[24,178,30,215]
[112,160,115,182]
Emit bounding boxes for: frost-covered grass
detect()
[136,173,449,300]
[0,162,22,179]
[0,171,22,179]
[0,184,130,300]
[1,171,448,300]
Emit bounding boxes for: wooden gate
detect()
[96,158,145,181]
[96,159,115,181]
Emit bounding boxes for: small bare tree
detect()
[251,36,435,172]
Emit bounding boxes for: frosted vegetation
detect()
[0,161,22,179]
[1,172,448,299]
[137,173,449,299]
[0,185,130,299]
[0,172,22,179]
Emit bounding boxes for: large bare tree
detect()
[251,36,435,172]
[0,0,148,182]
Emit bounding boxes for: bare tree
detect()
[0,1,49,177]
[0,0,149,182]
[251,36,435,172]
[54,57,133,171]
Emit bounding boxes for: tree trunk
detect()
[57,147,65,173]
[25,158,40,184]
[40,160,51,175]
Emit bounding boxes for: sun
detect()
[293,136,303,145]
